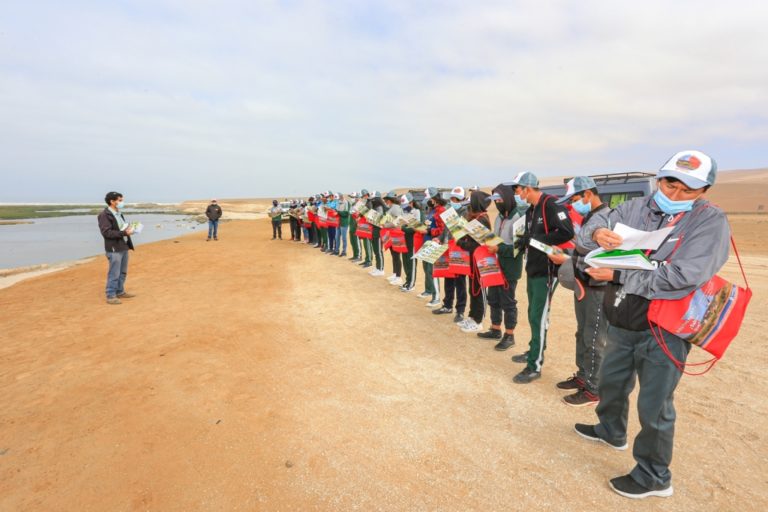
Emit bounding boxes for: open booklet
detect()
[396,212,429,232]
[351,200,369,216]
[413,240,449,264]
[464,219,504,246]
[129,221,144,234]
[439,208,468,240]
[585,222,674,270]
[364,209,383,227]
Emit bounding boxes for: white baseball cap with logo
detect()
[658,150,717,189]
[449,186,466,200]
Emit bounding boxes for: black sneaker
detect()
[453,313,464,324]
[494,334,515,351]
[477,329,502,340]
[562,389,599,407]
[573,424,627,450]
[513,367,541,384]
[432,307,452,315]
[362,262,372,268]
[556,374,584,390]
[609,475,673,499]
[511,351,529,363]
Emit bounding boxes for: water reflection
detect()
[0,214,206,269]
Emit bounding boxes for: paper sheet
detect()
[613,223,674,251]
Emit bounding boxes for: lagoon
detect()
[0,214,206,269]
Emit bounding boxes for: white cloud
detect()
[0,0,766,201]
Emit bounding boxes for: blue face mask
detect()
[116,201,125,209]
[654,190,694,214]
[514,195,528,208]
[572,198,592,216]
[450,202,461,210]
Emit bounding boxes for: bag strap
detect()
[648,321,718,376]
[731,236,750,289]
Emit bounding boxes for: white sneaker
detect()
[387,273,397,281]
[390,277,404,286]
[425,298,441,308]
[402,286,416,293]
[461,319,482,333]
[456,319,470,328]
[370,269,384,276]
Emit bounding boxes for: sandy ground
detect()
[1,218,766,511]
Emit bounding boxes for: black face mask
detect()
[427,200,435,209]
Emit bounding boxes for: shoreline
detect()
[0,216,267,290]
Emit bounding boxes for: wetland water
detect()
[0,214,206,269]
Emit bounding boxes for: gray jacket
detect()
[578,195,730,300]
[384,204,403,227]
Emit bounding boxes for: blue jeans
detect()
[105,250,129,298]
[327,226,337,252]
[208,219,219,239]
[302,226,309,241]
[336,225,348,254]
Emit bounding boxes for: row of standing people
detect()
[277,150,731,500]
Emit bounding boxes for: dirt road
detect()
[1,219,766,511]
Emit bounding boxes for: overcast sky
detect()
[1,1,766,202]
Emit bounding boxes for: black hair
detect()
[104,191,122,205]
[586,187,599,195]
[660,177,710,192]
[433,195,448,206]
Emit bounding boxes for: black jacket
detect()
[98,208,134,253]
[525,194,574,277]
[205,204,222,220]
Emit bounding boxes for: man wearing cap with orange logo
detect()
[573,150,730,499]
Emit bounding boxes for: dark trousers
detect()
[271,220,282,239]
[467,272,486,324]
[595,325,690,490]
[289,218,300,240]
[372,228,383,270]
[574,286,608,394]
[328,226,337,252]
[487,279,518,329]
[442,275,467,313]
[309,224,318,244]
[390,248,402,276]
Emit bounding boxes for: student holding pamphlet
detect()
[509,172,575,384]
[481,184,526,349]
[368,192,386,276]
[399,193,423,293]
[573,151,731,499]
[383,190,405,286]
[551,176,609,407]
[420,188,443,308]
[432,187,468,324]
[456,190,492,334]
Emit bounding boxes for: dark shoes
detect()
[573,424,627,451]
[206,238,211,241]
[609,475,673,499]
[362,262,372,268]
[556,374,584,390]
[562,389,599,407]
[477,329,502,340]
[494,334,515,351]
[117,292,135,298]
[513,367,541,384]
[432,307,452,315]
[453,313,464,323]
[511,351,529,363]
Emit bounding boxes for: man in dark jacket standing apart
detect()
[205,199,222,241]
[510,172,575,383]
[97,191,135,305]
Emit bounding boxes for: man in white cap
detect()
[574,150,730,499]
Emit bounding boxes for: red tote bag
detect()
[413,232,425,253]
[326,210,340,228]
[474,245,506,288]
[381,228,393,250]
[432,251,454,278]
[647,237,751,375]
[356,219,373,239]
[390,229,407,253]
[447,240,471,276]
